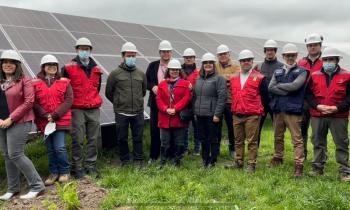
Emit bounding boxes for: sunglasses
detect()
[203,61,215,65]
[45,63,58,66]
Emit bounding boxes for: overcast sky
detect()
[1,0,349,54]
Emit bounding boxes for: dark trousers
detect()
[218,103,234,152]
[184,118,200,153]
[115,113,144,162]
[257,108,273,146]
[149,107,160,160]
[301,105,310,159]
[160,128,186,165]
[197,116,222,166]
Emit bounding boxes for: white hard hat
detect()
[121,42,138,53]
[264,39,278,48]
[167,59,182,69]
[183,48,196,57]
[321,47,343,59]
[40,54,58,66]
[282,43,298,54]
[75,37,92,48]
[238,50,254,60]
[0,50,21,62]
[305,33,323,45]
[201,53,216,62]
[216,44,230,54]
[159,40,173,51]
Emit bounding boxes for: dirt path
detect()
[1,177,107,210]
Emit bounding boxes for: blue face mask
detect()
[323,63,336,73]
[78,50,90,60]
[125,57,136,67]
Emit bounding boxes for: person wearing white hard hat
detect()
[32,54,73,185]
[224,50,269,173]
[61,37,103,179]
[215,44,240,158]
[156,59,191,168]
[298,33,324,160]
[181,48,200,156]
[146,40,173,163]
[268,43,308,177]
[0,50,45,200]
[254,40,283,147]
[105,42,146,166]
[194,53,226,168]
[305,47,350,181]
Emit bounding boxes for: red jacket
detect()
[33,79,72,132]
[230,70,265,115]
[186,69,200,87]
[309,69,350,118]
[64,61,103,109]
[156,78,192,128]
[4,76,35,123]
[298,57,323,75]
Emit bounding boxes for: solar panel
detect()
[54,13,114,35]
[1,5,349,125]
[3,26,75,52]
[0,6,62,29]
[145,25,192,43]
[105,20,158,39]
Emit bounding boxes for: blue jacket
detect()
[269,66,307,115]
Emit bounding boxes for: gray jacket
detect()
[193,71,227,117]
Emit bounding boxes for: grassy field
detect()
[1,118,350,210]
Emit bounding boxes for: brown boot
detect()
[340,173,350,182]
[246,164,256,174]
[224,161,243,170]
[269,157,283,167]
[44,174,59,186]
[294,164,303,177]
[58,174,70,183]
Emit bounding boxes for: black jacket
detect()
[146,60,160,109]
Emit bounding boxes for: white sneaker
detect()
[19,190,44,199]
[0,192,17,200]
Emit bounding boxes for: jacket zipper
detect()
[129,71,134,112]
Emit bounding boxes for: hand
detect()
[316,104,328,114]
[325,106,338,114]
[1,118,12,129]
[189,83,193,90]
[152,86,158,94]
[47,114,54,122]
[166,108,176,115]
[213,115,220,123]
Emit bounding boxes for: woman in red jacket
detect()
[33,55,73,186]
[0,50,45,200]
[156,59,192,167]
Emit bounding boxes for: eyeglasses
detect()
[203,61,214,65]
[323,57,337,62]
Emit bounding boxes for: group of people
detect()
[1,32,350,201]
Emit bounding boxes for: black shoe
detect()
[71,169,85,179]
[85,168,100,179]
[134,160,144,168]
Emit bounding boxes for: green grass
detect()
[1,118,350,210]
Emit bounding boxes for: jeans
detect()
[45,130,70,174]
[160,128,186,165]
[0,122,44,193]
[184,119,200,153]
[115,113,144,162]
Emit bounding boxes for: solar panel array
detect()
[1,6,349,125]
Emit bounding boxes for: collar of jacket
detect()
[182,63,196,75]
[73,55,97,70]
[119,63,136,72]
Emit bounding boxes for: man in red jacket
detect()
[298,33,324,160]
[61,37,103,179]
[305,47,350,181]
[224,50,269,173]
